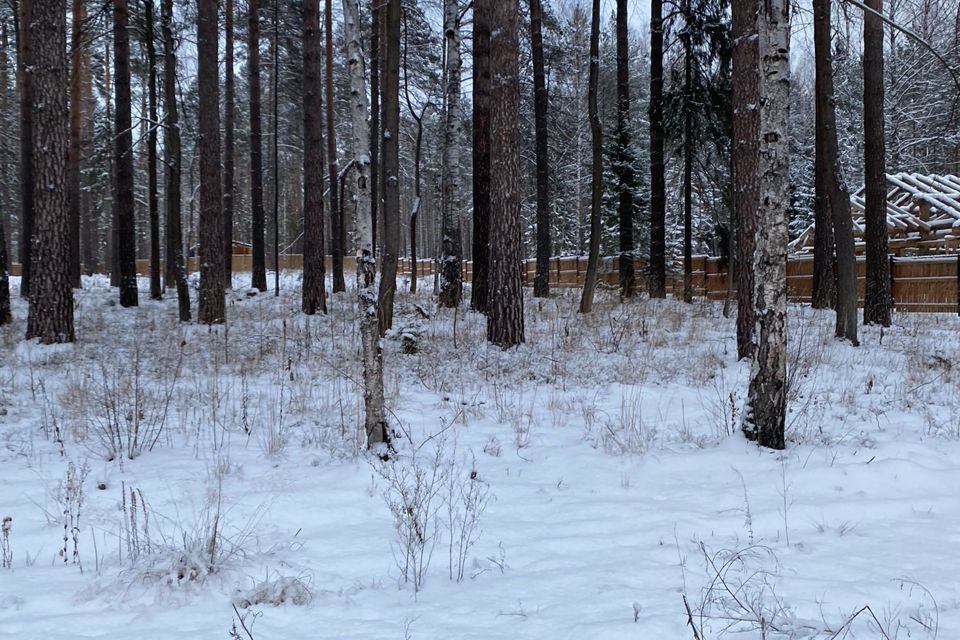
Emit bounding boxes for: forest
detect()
[0,0,959,637]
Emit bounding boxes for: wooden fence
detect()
[9,253,959,313]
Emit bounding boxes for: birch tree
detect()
[438,0,463,308]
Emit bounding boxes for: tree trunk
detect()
[25,0,74,343]
[68,0,84,289]
[271,0,279,295]
[862,0,891,326]
[744,0,789,451]
[302,0,327,315]
[811,120,835,309]
[162,0,190,321]
[578,0,602,315]
[326,0,345,294]
[530,0,551,298]
[377,0,400,336]
[732,0,758,360]
[80,37,95,277]
[224,0,236,289]
[17,0,34,298]
[615,0,634,299]
[813,0,857,344]
[439,0,463,308]
[145,0,161,300]
[369,0,380,255]
[114,0,139,307]
[344,0,388,449]
[647,0,666,299]
[197,0,225,323]
[249,0,268,292]
[487,0,524,346]
[682,16,694,303]
[470,0,491,312]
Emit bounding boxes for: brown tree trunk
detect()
[68,0,84,289]
[224,0,235,289]
[302,0,327,315]
[682,13,693,303]
[16,0,34,298]
[377,0,400,336]
[326,0,345,293]
[369,0,380,255]
[732,0,758,360]
[197,0,224,323]
[487,0,524,346]
[578,0,602,315]
[615,0,634,299]
[271,0,279,295]
[647,0,666,299]
[145,0,161,300]
[0,20,9,322]
[114,0,138,307]
[470,0,491,312]
[862,0,891,326]
[249,0,268,292]
[531,0,551,298]
[814,0,857,344]
[25,0,74,343]
[438,0,463,308]
[744,0,789,450]
[162,0,190,321]
[80,39,95,277]
[0,217,8,325]
[811,123,836,309]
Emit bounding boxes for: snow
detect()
[1,274,959,639]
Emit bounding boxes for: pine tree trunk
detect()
[682,16,694,304]
[811,122,836,309]
[25,0,74,343]
[145,0,162,300]
[81,42,95,277]
[531,0,551,299]
[302,0,327,315]
[0,20,9,319]
[862,0,891,326]
[647,0,666,299]
[224,0,235,289]
[162,0,190,321]
[369,0,380,255]
[249,0,268,292]
[16,0,34,298]
[744,0,789,450]
[197,0,225,324]
[439,0,463,308]
[813,0,858,344]
[578,0,602,315]
[0,168,10,324]
[114,0,139,307]
[470,0,491,312]
[68,0,84,289]
[487,0,524,346]
[615,0,634,299]
[271,1,279,296]
[344,0,388,449]
[326,0,345,294]
[732,0,758,360]
[377,0,400,336]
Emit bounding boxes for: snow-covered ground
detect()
[1,273,958,639]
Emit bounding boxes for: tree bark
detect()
[197,0,225,323]
[162,0,190,321]
[326,0,345,293]
[0,20,10,323]
[647,0,666,299]
[145,0,161,300]
[682,12,694,303]
[439,0,463,308]
[732,0,758,359]
[0,212,8,325]
[224,0,236,289]
[271,0,279,296]
[68,0,84,289]
[17,0,34,298]
[487,0,524,346]
[249,0,268,292]
[744,0,789,450]
[813,0,857,344]
[114,0,139,307]
[578,0,602,315]
[862,0,891,326]
[615,0,634,299]
[302,0,327,315]
[344,0,388,449]
[531,0,551,298]
[25,0,74,343]
[377,0,401,336]
[470,0,491,312]
[369,0,380,255]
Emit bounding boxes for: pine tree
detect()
[249,0,268,292]
[114,0,138,308]
[302,0,327,315]
[578,0,602,314]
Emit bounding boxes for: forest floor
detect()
[1,273,958,639]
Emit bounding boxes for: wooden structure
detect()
[790,173,960,256]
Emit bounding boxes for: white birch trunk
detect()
[438,0,463,308]
[343,0,387,451]
[744,0,789,450]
